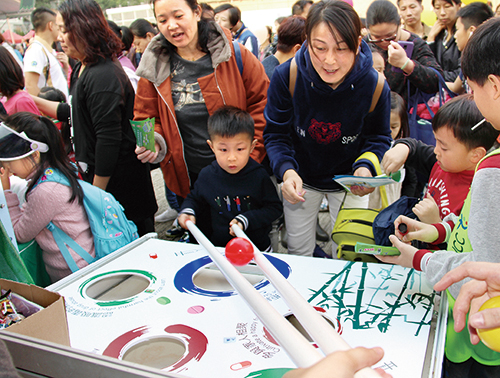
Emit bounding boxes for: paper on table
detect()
[130,118,156,152]
[333,170,404,192]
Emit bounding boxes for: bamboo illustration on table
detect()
[307,262,434,336]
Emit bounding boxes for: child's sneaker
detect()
[165,224,184,239]
[154,208,178,222]
[179,231,191,243]
[313,244,332,259]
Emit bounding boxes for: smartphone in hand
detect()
[391,40,414,73]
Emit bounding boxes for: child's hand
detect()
[394,215,439,243]
[376,234,417,268]
[382,144,409,174]
[413,193,441,224]
[229,219,243,236]
[350,167,375,196]
[0,167,11,191]
[135,144,160,163]
[282,169,306,204]
[178,213,196,229]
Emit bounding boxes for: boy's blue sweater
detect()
[264,40,392,191]
[180,159,283,250]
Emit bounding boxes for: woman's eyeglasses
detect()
[367,33,398,44]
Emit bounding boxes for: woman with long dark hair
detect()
[34,0,157,235]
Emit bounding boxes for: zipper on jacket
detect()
[154,84,191,189]
[213,67,227,105]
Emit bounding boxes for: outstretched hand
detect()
[434,262,500,345]
[376,234,416,268]
[350,167,375,196]
[283,347,392,378]
[382,144,409,174]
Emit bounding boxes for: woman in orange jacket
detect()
[134,0,269,199]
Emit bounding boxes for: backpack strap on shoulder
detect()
[233,41,243,76]
[239,28,252,44]
[47,222,95,273]
[289,57,297,98]
[369,71,385,113]
[28,41,51,86]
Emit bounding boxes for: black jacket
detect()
[429,29,461,82]
[181,158,283,250]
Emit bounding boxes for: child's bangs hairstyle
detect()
[208,106,254,140]
[3,112,83,204]
[306,0,361,54]
[462,17,500,86]
[432,94,499,151]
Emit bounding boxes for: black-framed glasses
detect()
[367,33,398,44]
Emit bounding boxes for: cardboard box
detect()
[0,279,70,346]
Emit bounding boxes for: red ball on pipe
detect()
[225,237,254,266]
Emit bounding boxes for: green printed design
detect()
[245,368,293,378]
[308,263,433,335]
[78,269,157,307]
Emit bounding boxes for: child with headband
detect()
[0,112,94,283]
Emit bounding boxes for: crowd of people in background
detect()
[3,0,500,376]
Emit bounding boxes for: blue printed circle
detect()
[174,254,291,297]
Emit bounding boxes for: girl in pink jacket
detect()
[0,112,94,283]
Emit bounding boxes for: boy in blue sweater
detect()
[178,106,283,251]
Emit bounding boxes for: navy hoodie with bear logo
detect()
[264,40,391,191]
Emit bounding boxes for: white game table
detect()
[40,234,446,378]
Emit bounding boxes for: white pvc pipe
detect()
[231,225,382,378]
[186,221,323,368]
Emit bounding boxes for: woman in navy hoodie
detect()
[264,0,391,257]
